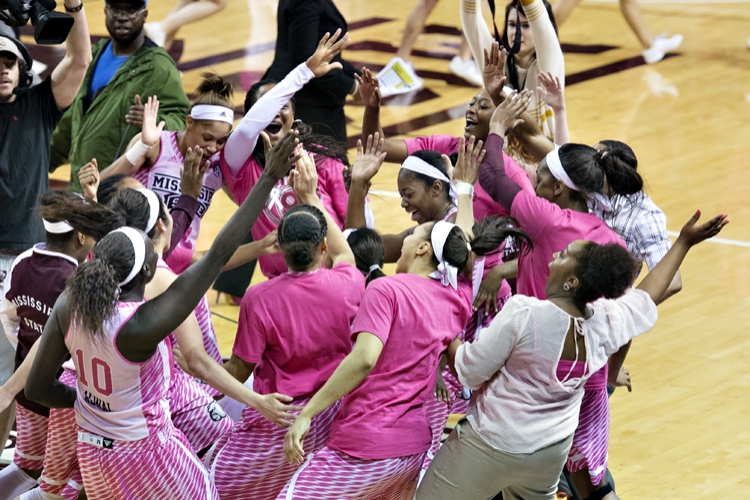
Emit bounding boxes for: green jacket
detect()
[50,38,189,192]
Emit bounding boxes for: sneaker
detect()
[378,57,423,97]
[449,56,483,87]
[642,33,683,64]
[144,22,167,48]
[747,36,750,48]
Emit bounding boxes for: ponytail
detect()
[595,142,643,196]
[38,191,124,247]
[346,228,386,286]
[190,72,235,111]
[109,188,168,239]
[67,232,136,338]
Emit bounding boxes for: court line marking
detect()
[370,190,749,248]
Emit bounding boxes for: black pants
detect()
[294,103,348,143]
[212,233,256,297]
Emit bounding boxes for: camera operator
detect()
[0,0,90,478]
[49,0,189,192]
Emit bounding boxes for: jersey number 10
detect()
[75,349,114,396]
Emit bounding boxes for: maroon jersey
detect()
[1,244,77,416]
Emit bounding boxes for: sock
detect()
[20,486,66,499]
[0,462,39,497]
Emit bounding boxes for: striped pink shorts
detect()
[168,368,233,453]
[13,403,48,471]
[276,446,425,500]
[77,423,218,500]
[206,398,340,500]
[422,367,467,471]
[566,387,610,485]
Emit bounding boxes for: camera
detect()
[0,0,74,44]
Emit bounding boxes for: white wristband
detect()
[125,140,151,165]
[456,181,474,196]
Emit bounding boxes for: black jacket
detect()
[264,0,359,107]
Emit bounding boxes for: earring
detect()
[563,283,570,292]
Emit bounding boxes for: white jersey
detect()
[65,300,171,441]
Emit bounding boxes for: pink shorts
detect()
[13,403,48,471]
[566,387,610,485]
[38,368,84,499]
[206,398,340,500]
[168,368,233,453]
[276,446,425,500]
[77,423,218,500]
[422,367,467,471]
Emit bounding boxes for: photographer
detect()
[0,0,90,481]
[49,0,189,192]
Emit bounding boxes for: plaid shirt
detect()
[588,192,672,275]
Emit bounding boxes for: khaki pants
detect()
[416,418,573,500]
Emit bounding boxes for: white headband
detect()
[429,221,459,290]
[43,219,74,234]
[136,188,160,233]
[401,156,458,205]
[343,228,357,240]
[110,227,146,287]
[190,104,235,125]
[545,146,579,192]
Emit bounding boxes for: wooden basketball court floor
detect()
[43,0,750,495]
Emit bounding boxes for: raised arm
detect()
[224,30,350,173]
[25,297,77,408]
[116,132,301,361]
[636,211,727,302]
[50,0,92,110]
[293,149,356,267]
[345,134,386,229]
[460,0,496,73]
[522,0,565,81]
[450,135,486,238]
[537,71,569,146]
[357,68,409,163]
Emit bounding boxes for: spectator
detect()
[49,0,189,192]
[0,0,92,472]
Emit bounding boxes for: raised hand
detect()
[289,148,320,205]
[306,29,351,77]
[263,130,301,182]
[125,94,144,127]
[451,136,485,186]
[351,133,387,186]
[78,158,100,201]
[537,71,565,113]
[140,96,166,147]
[489,89,533,137]
[181,146,207,199]
[483,41,508,106]
[356,67,381,108]
[676,211,728,247]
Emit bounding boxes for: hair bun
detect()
[196,72,235,99]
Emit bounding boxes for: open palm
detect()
[306,29,351,77]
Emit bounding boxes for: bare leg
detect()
[156,0,228,48]
[552,0,583,26]
[395,0,440,62]
[619,0,654,49]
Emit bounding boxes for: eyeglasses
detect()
[105,5,145,19]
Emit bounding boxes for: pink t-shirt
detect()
[403,134,534,219]
[233,263,365,399]
[219,149,349,278]
[511,190,626,300]
[326,274,472,460]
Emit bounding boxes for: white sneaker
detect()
[378,57,423,97]
[144,22,167,48]
[449,56,483,87]
[642,33,683,64]
[747,36,750,48]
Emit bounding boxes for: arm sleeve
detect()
[478,134,523,210]
[455,298,526,389]
[524,0,565,81]
[598,288,658,357]
[164,195,201,261]
[350,282,396,345]
[231,291,267,364]
[460,0,497,73]
[224,63,316,174]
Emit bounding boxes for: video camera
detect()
[0,0,74,44]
